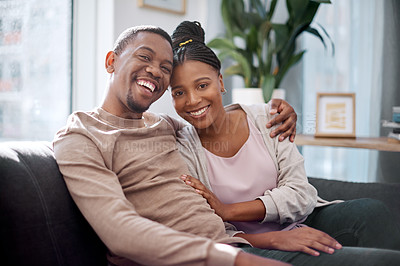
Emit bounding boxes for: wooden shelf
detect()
[295,134,400,152]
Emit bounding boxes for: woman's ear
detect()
[105,51,115,73]
[219,74,226,94]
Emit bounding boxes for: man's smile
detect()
[137,79,157,93]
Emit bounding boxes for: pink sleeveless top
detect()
[204,118,287,234]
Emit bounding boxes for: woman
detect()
[170,21,400,258]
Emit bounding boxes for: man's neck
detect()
[101,104,143,120]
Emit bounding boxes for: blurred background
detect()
[0,0,399,183]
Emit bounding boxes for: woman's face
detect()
[170,60,225,130]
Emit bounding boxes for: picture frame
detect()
[138,0,186,15]
[315,93,356,138]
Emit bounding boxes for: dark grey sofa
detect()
[1,141,399,265]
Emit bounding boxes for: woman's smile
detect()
[188,105,210,118]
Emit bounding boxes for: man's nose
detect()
[145,64,162,78]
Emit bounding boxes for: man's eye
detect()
[199,84,207,89]
[139,55,150,61]
[162,66,171,73]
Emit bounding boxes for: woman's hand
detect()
[237,227,342,256]
[180,175,266,222]
[267,99,297,142]
[179,174,230,220]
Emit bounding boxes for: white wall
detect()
[73,0,223,119]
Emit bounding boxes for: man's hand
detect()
[235,251,290,266]
[267,99,297,142]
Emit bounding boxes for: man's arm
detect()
[53,132,239,266]
[163,99,298,142]
[267,99,297,142]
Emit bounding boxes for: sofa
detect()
[1,141,400,265]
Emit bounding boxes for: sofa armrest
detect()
[0,141,106,265]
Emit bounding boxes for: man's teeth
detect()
[137,80,155,92]
[190,106,208,116]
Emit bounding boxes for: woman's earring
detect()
[221,88,227,95]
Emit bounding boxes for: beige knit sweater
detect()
[53,107,248,266]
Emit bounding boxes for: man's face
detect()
[106,32,173,118]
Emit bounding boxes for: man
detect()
[53,26,400,266]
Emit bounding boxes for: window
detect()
[301,0,383,182]
[0,0,72,141]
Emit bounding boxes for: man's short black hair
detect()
[113,25,172,56]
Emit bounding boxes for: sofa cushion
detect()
[0,141,106,266]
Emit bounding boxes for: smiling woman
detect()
[170,20,400,264]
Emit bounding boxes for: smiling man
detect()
[102,29,172,117]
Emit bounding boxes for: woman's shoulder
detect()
[225,103,270,115]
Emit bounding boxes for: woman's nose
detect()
[187,91,201,106]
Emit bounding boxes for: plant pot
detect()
[232,88,264,105]
[232,88,286,104]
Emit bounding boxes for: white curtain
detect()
[301,0,384,182]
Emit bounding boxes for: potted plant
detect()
[208,0,333,102]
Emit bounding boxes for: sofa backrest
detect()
[309,177,400,227]
[0,141,107,266]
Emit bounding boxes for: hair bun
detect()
[171,21,205,49]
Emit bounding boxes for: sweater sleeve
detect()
[243,104,318,224]
[176,126,247,239]
[160,113,188,132]
[53,131,239,266]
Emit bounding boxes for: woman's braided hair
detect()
[171,21,221,73]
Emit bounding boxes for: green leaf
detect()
[249,0,267,19]
[315,22,335,55]
[271,23,290,53]
[224,64,245,77]
[305,26,327,49]
[294,1,319,26]
[286,0,308,21]
[218,50,252,86]
[207,38,237,51]
[276,51,306,87]
[311,0,331,3]
[267,0,278,21]
[230,0,247,31]
[261,74,276,102]
[246,26,259,53]
[221,0,233,39]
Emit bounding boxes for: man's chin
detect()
[128,103,150,114]
[126,93,153,115]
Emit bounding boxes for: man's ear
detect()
[105,51,115,73]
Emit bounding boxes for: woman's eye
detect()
[199,84,207,89]
[173,91,183,97]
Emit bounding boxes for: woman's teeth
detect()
[137,80,155,92]
[190,106,208,116]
